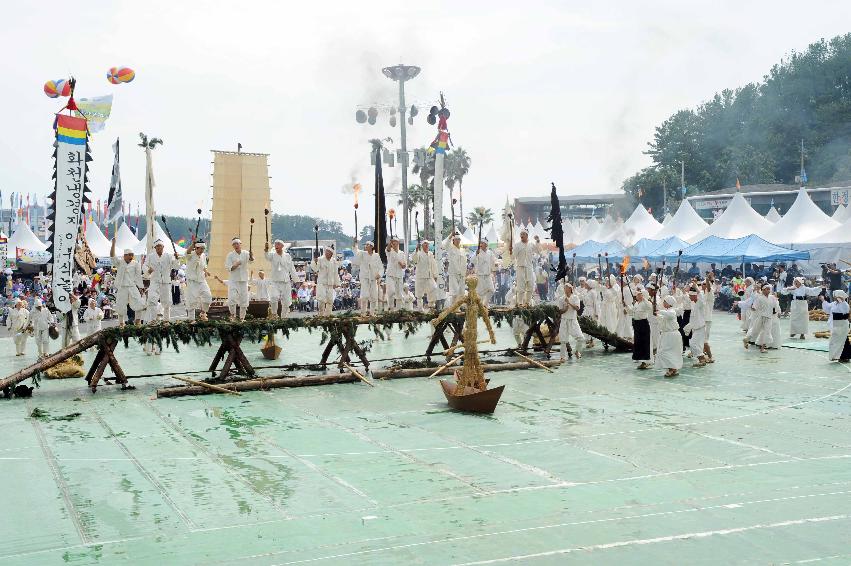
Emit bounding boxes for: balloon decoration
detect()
[107,67,135,84]
[43,79,70,98]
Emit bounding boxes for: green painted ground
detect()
[1,313,850,565]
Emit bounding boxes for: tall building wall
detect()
[208,151,271,296]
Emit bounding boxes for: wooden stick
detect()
[428,354,463,378]
[514,351,555,373]
[170,375,241,395]
[443,339,490,357]
[342,361,374,387]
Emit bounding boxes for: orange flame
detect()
[620,255,631,275]
[353,183,361,206]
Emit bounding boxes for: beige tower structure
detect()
[208,150,272,297]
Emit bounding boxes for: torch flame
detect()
[353,183,361,207]
[620,255,631,275]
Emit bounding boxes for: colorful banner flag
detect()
[106,138,123,224]
[74,94,113,133]
[49,113,90,313]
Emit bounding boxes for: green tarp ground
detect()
[1,314,850,565]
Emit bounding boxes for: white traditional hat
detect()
[123,248,134,255]
[273,239,285,245]
[519,228,529,235]
[231,237,242,245]
[762,284,772,290]
[663,295,677,307]
[33,298,43,307]
[794,276,804,284]
[833,290,848,299]
[153,238,165,246]
[364,241,374,247]
[194,240,206,248]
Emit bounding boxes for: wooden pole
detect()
[341,361,374,387]
[170,375,241,396]
[428,354,463,378]
[513,351,555,373]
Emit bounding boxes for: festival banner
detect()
[49,114,91,313]
[74,94,113,133]
[0,236,8,269]
[106,138,123,224]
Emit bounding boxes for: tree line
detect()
[622,33,851,215]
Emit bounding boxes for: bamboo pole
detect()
[342,361,374,387]
[428,354,463,378]
[170,375,241,396]
[514,351,555,373]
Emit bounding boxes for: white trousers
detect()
[227,280,250,309]
[515,266,534,304]
[34,329,50,356]
[689,326,706,358]
[147,282,173,319]
[476,275,494,306]
[269,281,293,317]
[747,315,773,346]
[448,273,466,303]
[115,286,146,324]
[385,276,405,310]
[415,278,438,309]
[14,332,28,355]
[186,279,213,312]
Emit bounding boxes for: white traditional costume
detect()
[30,299,54,358]
[353,242,383,313]
[83,301,104,334]
[655,296,683,374]
[311,253,339,316]
[683,289,707,364]
[145,241,179,320]
[10,301,30,355]
[224,239,252,320]
[186,243,213,320]
[472,246,496,306]
[781,278,821,337]
[265,241,299,317]
[511,232,539,305]
[412,245,440,311]
[385,242,407,310]
[60,294,82,348]
[629,291,653,366]
[113,248,146,325]
[558,285,584,360]
[744,286,779,350]
[446,240,467,304]
[822,291,851,361]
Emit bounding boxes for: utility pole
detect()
[382,64,420,257]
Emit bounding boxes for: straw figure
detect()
[432,276,497,392]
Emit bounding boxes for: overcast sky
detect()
[2,1,850,234]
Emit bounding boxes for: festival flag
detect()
[49,111,91,313]
[74,94,113,133]
[372,140,388,265]
[546,182,568,282]
[175,237,187,247]
[106,138,123,224]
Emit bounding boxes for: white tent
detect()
[621,205,663,242]
[762,188,839,244]
[578,217,601,242]
[662,212,673,225]
[797,214,851,263]
[691,193,773,241]
[114,222,140,253]
[831,204,848,223]
[562,219,580,244]
[595,216,627,245]
[485,223,499,244]
[8,223,48,252]
[461,226,477,244]
[654,200,710,242]
[134,221,187,256]
[84,223,112,258]
[765,206,782,223]
[533,220,548,240]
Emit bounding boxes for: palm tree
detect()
[450,147,471,229]
[138,132,163,150]
[398,183,428,241]
[411,147,435,239]
[466,206,494,228]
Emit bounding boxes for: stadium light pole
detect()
[382,64,420,256]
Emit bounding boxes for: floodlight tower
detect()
[382,64,420,255]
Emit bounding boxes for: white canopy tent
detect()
[662,212,673,225]
[691,192,773,241]
[133,221,187,256]
[484,224,499,244]
[8,223,48,252]
[621,204,663,243]
[654,199,710,242]
[562,219,580,244]
[798,214,851,263]
[765,206,782,223]
[578,217,601,242]
[114,223,140,253]
[762,188,839,244]
[84,223,112,258]
[831,204,848,223]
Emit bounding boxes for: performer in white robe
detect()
[252,271,271,301]
[581,279,600,323]
[110,239,147,326]
[10,299,30,356]
[740,277,755,331]
[472,240,496,306]
[186,240,212,321]
[30,298,54,359]
[505,284,528,347]
[412,241,440,312]
[264,239,299,318]
[60,293,82,348]
[224,237,253,321]
[145,239,179,321]
[701,278,717,362]
[616,275,634,341]
[646,283,661,356]
[311,247,339,316]
[743,284,779,353]
[385,238,407,310]
[83,299,103,334]
[600,277,619,333]
[781,277,822,338]
[446,234,467,304]
[629,287,653,369]
[511,229,539,306]
[683,287,708,366]
[352,241,383,314]
[557,281,584,361]
[821,290,851,361]
[655,295,683,377]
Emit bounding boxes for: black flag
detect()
[373,143,388,265]
[547,182,568,282]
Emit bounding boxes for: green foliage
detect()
[466,206,494,227]
[624,34,851,203]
